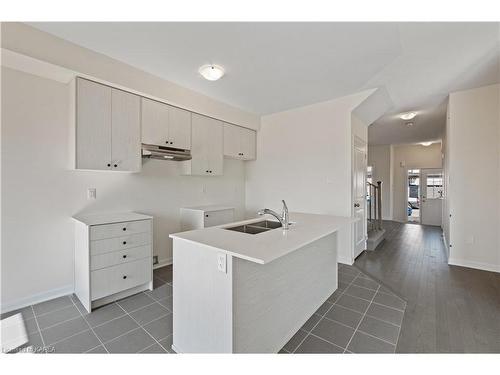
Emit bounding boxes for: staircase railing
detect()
[367,181,383,231]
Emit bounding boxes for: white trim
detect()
[337,256,354,266]
[448,258,500,273]
[153,257,172,270]
[1,284,74,314]
[1,48,75,83]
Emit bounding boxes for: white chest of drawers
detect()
[72,212,153,312]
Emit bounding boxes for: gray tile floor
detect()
[4,263,406,354]
[4,266,174,354]
[280,263,407,354]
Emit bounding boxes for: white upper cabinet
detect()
[141,98,169,146]
[76,78,112,171]
[75,78,141,172]
[168,106,191,150]
[223,123,256,160]
[141,98,191,150]
[183,114,223,176]
[111,89,141,172]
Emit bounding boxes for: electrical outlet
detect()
[217,253,227,273]
[153,255,158,265]
[87,188,97,200]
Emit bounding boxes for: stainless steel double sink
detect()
[224,220,284,234]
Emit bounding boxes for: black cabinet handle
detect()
[166,141,169,144]
[123,255,127,259]
[123,275,127,279]
[170,142,173,144]
[122,241,127,245]
[114,164,118,168]
[107,163,111,167]
[205,214,209,217]
[122,227,127,231]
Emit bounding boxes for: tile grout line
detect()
[115,302,170,353]
[30,305,46,348]
[291,270,361,353]
[70,297,109,354]
[84,344,103,353]
[307,332,346,352]
[343,284,381,353]
[392,301,406,353]
[355,328,399,346]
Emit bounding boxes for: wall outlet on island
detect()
[153,256,158,265]
[217,253,227,273]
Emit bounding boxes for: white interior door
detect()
[353,137,367,259]
[420,169,443,226]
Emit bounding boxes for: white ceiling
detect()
[29,22,500,144]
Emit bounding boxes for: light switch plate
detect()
[87,188,97,200]
[217,253,227,273]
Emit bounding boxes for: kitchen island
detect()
[169,212,351,353]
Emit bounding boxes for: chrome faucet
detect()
[257,200,290,230]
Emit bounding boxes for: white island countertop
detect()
[169,212,353,264]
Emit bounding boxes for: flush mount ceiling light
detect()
[199,64,225,81]
[421,142,432,146]
[400,112,417,120]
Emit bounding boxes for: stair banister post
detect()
[377,181,383,230]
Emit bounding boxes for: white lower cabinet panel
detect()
[90,219,151,240]
[73,213,153,312]
[91,257,151,301]
[90,232,151,255]
[90,245,151,271]
[204,209,234,228]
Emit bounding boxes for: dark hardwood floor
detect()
[355,221,500,353]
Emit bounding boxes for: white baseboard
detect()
[1,284,74,314]
[448,258,500,273]
[337,256,354,266]
[153,257,172,270]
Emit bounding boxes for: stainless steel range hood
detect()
[141,143,191,161]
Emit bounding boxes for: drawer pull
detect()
[123,255,127,259]
[123,275,127,279]
[123,241,127,245]
[122,227,127,231]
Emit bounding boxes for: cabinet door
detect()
[111,89,141,172]
[240,127,256,160]
[207,118,224,175]
[76,78,112,170]
[141,98,169,146]
[223,122,241,158]
[203,209,234,227]
[190,114,211,175]
[169,106,191,150]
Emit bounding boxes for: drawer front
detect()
[90,232,151,255]
[91,257,151,300]
[204,209,234,228]
[90,245,151,271]
[90,219,151,240]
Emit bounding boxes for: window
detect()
[426,173,443,199]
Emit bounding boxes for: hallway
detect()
[355,221,500,353]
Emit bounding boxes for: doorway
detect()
[407,169,420,223]
[406,168,443,225]
[420,169,443,226]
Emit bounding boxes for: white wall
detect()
[446,84,500,272]
[367,145,393,220]
[391,143,443,222]
[1,67,247,312]
[245,91,373,265]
